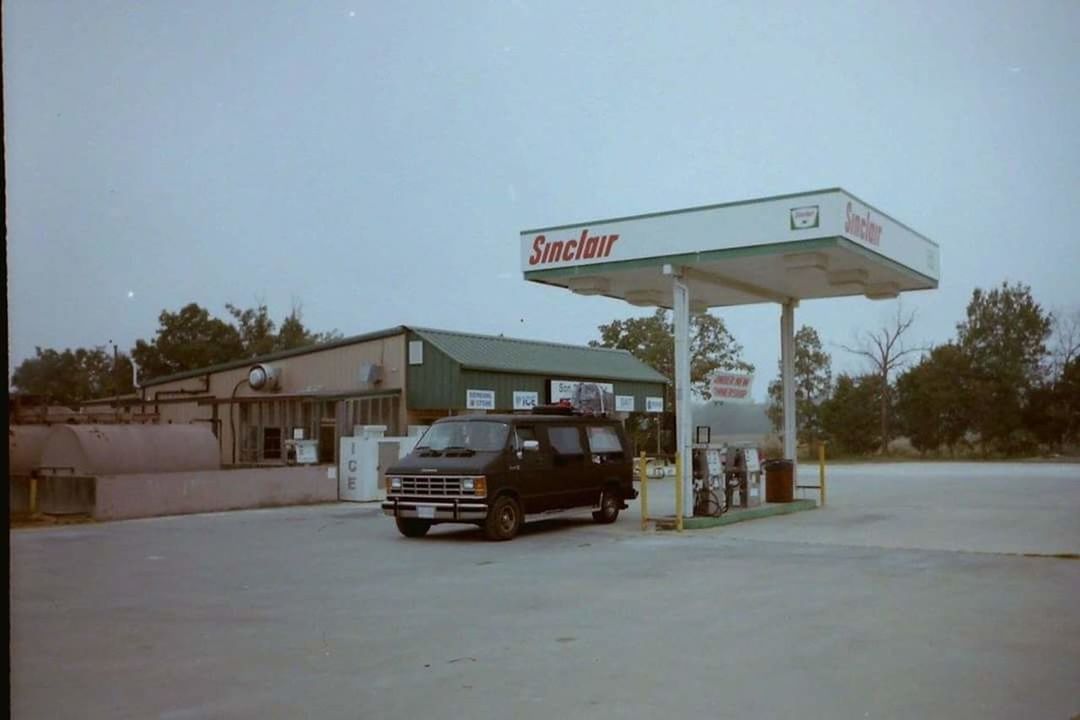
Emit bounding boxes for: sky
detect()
[6,0,1080,400]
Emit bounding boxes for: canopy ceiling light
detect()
[865,282,901,300]
[567,277,611,296]
[624,289,666,307]
[826,268,869,289]
[783,252,830,272]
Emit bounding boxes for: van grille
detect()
[395,476,475,497]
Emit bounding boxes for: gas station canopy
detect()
[520,188,939,308]
[519,188,939,520]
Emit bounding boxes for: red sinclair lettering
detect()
[845,202,882,246]
[528,229,620,266]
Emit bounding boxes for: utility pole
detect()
[109,340,119,399]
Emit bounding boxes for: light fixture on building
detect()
[248,364,282,391]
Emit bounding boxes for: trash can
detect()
[763,459,794,503]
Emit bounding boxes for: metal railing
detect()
[637,451,683,532]
[795,442,828,506]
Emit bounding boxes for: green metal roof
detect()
[410,327,669,384]
[139,323,669,388]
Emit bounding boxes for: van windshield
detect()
[415,421,510,453]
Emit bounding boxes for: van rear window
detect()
[587,426,623,455]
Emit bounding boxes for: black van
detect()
[382,407,638,541]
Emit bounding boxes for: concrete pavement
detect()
[10,462,1080,719]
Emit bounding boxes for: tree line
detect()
[10,302,340,407]
[766,283,1080,457]
[588,282,1078,458]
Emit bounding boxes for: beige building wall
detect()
[140,332,407,465]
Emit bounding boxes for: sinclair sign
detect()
[520,189,939,284]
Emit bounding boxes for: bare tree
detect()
[1048,308,1080,381]
[839,304,927,453]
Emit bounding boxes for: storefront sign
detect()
[550,380,615,414]
[466,389,495,410]
[513,391,539,410]
[645,396,664,413]
[615,395,635,412]
[708,371,754,403]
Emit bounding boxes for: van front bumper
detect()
[382,498,489,521]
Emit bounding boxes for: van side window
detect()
[587,426,624,462]
[547,426,584,464]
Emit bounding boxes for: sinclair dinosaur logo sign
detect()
[789,205,820,230]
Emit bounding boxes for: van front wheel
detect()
[484,495,522,541]
[593,487,621,524]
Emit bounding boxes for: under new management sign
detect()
[520,189,939,286]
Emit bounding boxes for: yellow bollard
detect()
[675,453,683,532]
[639,451,648,531]
[819,442,827,507]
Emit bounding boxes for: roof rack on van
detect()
[531,402,578,415]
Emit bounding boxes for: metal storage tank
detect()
[34,425,220,514]
[9,425,51,514]
[38,424,221,477]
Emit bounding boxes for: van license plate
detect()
[417,505,436,519]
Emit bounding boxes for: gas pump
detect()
[691,443,726,517]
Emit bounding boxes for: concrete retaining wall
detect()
[93,466,337,521]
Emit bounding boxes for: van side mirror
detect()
[522,440,540,452]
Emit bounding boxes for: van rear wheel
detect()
[593,487,621,524]
[484,495,522,541]
[396,518,432,538]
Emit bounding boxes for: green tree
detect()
[956,282,1052,454]
[766,326,832,443]
[276,303,342,351]
[227,303,278,357]
[591,308,752,400]
[894,343,971,455]
[821,373,885,455]
[591,308,752,453]
[132,303,245,379]
[11,346,135,407]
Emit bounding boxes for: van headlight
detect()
[390,477,402,491]
[462,476,486,496]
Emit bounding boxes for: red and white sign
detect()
[708,371,754,403]
[844,201,882,247]
[520,189,938,283]
[527,229,619,267]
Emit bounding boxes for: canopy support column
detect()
[667,265,694,518]
[781,300,797,462]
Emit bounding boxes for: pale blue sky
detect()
[6,0,1079,397]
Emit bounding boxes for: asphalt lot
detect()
[10,462,1080,719]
